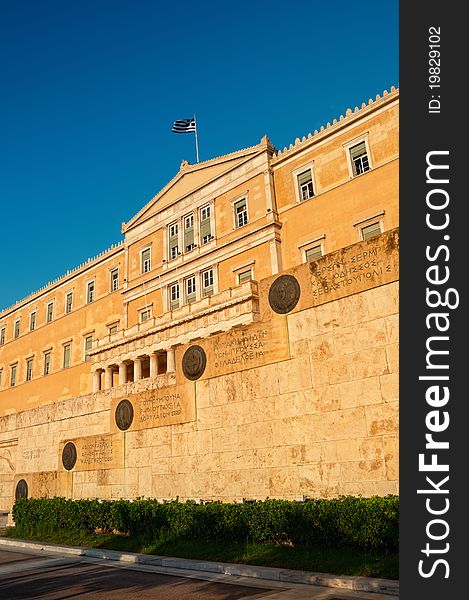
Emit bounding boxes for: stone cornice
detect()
[271,86,399,166]
[0,241,124,319]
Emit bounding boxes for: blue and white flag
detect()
[172,118,196,133]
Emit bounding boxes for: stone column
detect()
[166,347,176,373]
[104,367,113,390]
[150,353,158,378]
[92,370,101,393]
[134,357,143,381]
[118,362,127,385]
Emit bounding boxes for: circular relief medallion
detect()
[115,399,134,431]
[268,274,301,314]
[182,345,207,380]
[62,442,77,471]
[15,479,28,500]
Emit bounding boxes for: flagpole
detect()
[194,114,199,163]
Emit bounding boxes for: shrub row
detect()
[12,495,398,551]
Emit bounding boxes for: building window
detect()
[169,282,180,310]
[84,335,93,361]
[141,247,151,273]
[86,280,95,303]
[14,320,20,339]
[26,358,33,382]
[108,323,118,336]
[234,198,248,228]
[63,343,71,369]
[297,169,314,201]
[200,205,212,244]
[43,351,51,375]
[46,302,54,323]
[65,292,73,314]
[110,268,119,291]
[0,327,5,345]
[184,214,195,251]
[361,221,382,240]
[30,312,36,331]
[202,268,214,297]
[10,364,17,387]
[349,141,370,176]
[305,245,323,262]
[238,270,252,284]
[140,308,152,323]
[185,276,197,303]
[168,222,179,260]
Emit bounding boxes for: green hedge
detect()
[12,495,398,551]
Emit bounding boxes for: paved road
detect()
[0,548,393,600]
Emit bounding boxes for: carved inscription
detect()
[111,384,196,432]
[22,448,45,461]
[309,230,399,305]
[189,319,290,379]
[312,247,388,295]
[214,329,267,369]
[60,434,123,471]
[258,229,399,316]
[80,438,114,466]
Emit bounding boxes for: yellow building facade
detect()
[0,87,399,514]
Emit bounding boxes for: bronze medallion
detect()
[15,479,28,500]
[182,345,207,380]
[115,399,134,431]
[62,441,77,471]
[268,274,301,314]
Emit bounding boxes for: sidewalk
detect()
[0,536,398,596]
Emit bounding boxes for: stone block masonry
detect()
[0,230,399,515]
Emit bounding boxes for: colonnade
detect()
[92,347,176,392]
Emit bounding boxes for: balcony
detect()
[89,280,259,370]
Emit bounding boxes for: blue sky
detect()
[0,0,398,311]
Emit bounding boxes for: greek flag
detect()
[172,118,196,133]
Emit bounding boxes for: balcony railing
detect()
[91,279,259,352]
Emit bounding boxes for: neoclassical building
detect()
[0,87,399,512]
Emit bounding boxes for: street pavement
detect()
[0,544,398,600]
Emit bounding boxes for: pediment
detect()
[123,143,266,233]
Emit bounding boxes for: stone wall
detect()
[0,230,399,516]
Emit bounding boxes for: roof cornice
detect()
[271,85,399,166]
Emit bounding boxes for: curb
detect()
[0,537,399,596]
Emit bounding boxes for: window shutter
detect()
[297,170,312,186]
[169,227,179,256]
[349,141,367,160]
[200,215,211,239]
[202,270,214,296]
[186,283,196,302]
[169,284,180,309]
[238,270,252,284]
[141,248,151,271]
[234,199,246,212]
[362,222,382,240]
[184,226,194,249]
[297,170,313,199]
[305,245,322,262]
